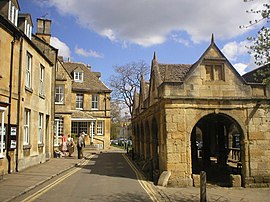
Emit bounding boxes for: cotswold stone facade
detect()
[0,0,57,173]
[54,60,111,150]
[132,37,270,187]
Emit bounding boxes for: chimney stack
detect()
[36,18,51,44]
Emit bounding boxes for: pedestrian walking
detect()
[61,134,67,156]
[77,133,84,159]
[81,131,86,147]
[67,134,75,157]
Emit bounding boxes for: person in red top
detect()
[61,134,67,156]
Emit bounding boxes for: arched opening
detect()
[140,123,145,159]
[151,118,159,184]
[136,124,140,157]
[191,113,243,186]
[145,121,151,160]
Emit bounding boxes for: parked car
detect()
[110,139,118,145]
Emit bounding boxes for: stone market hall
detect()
[132,36,270,188]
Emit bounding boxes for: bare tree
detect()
[110,100,122,123]
[109,60,150,116]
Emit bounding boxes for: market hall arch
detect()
[151,117,160,183]
[190,113,244,186]
[135,124,140,157]
[145,120,151,160]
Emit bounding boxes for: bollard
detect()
[200,171,207,202]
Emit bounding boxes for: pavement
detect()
[0,146,269,202]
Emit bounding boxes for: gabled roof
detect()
[150,35,245,85]
[242,64,270,84]
[183,35,247,84]
[0,14,55,66]
[63,62,111,92]
[18,13,33,26]
[56,58,73,80]
[158,63,192,82]
[73,66,84,72]
[13,0,20,10]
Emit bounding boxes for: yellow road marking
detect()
[21,156,94,202]
[122,154,160,202]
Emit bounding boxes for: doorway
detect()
[191,113,243,186]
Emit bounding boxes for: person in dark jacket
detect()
[77,133,84,159]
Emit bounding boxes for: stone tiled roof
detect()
[63,62,111,92]
[158,63,192,82]
[144,81,149,97]
[242,64,270,84]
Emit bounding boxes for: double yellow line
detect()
[122,154,160,202]
[21,155,94,202]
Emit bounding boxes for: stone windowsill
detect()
[39,94,45,99]
[25,86,33,93]
[38,143,44,148]
[23,144,32,150]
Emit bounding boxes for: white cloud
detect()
[50,37,71,59]
[75,46,104,58]
[171,34,190,46]
[41,0,268,47]
[222,41,251,62]
[233,63,248,75]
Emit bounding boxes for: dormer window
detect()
[24,20,32,39]
[74,71,83,82]
[205,64,225,81]
[8,0,18,26]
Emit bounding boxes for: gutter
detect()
[6,36,17,173]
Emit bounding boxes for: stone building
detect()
[0,0,57,174]
[132,36,270,187]
[54,60,111,150]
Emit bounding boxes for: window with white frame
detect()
[74,72,83,82]
[92,94,98,109]
[8,0,18,26]
[79,122,88,134]
[25,52,32,88]
[0,107,7,158]
[24,20,32,39]
[90,121,95,136]
[96,121,104,136]
[76,94,84,109]
[71,122,88,135]
[55,85,64,104]
[24,109,30,145]
[54,118,63,146]
[71,122,79,135]
[40,64,45,96]
[38,113,43,144]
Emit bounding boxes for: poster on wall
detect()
[10,140,16,149]
[11,127,16,136]
[10,127,17,149]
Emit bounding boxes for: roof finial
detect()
[211,33,214,44]
[153,51,156,60]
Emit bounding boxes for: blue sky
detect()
[19,0,268,84]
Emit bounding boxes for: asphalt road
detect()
[16,152,155,202]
